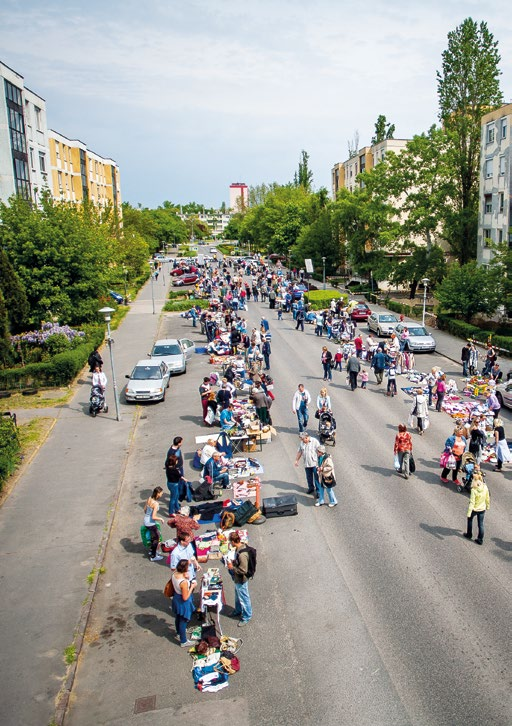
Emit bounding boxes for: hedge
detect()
[304,290,347,310]
[0,417,20,491]
[435,313,512,354]
[163,299,210,312]
[384,299,426,319]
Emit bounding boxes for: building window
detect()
[499,156,506,176]
[502,118,508,139]
[484,194,492,214]
[39,152,46,173]
[499,192,504,214]
[34,106,42,131]
[485,159,493,178]
[486,123,495,144]
[483,230,492,247]
[498,229,503,244]
[29,147,35,169]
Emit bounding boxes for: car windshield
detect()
[153,344,181,356]
[380,315,397,322]
[408,327,428,337]
[131,366,163,380]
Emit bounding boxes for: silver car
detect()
[495,380,512,410]
[148,338,195,375]
[392,322,436,353]
[368,312,399,337]
[125,360,171,402]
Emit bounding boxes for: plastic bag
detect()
[394,453,401,471]
[446,453,457,470]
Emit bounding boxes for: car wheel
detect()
[377,327,382,337]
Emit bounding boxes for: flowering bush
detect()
[11,322,85,347]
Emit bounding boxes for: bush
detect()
[217,244,234,255]
[163,299,210,312]
[385,299,425,319]
[0,417,20,490]
[304,290,347,310]
[435,313,512,355]
[45,333,71,356]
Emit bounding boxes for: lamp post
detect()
[322,256,326,290]
[150,264,155,315]
[98,307,120,422]
[421,278,430,327]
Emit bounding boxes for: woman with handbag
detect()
[321,346,333,382]
[394,423,413,479]
[410,389,429,435]
[171,559,197,647]
[316,445,338,508]
[440,427,466,484]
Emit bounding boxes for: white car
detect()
[125,360,171,402]
[495,380,512,409]
[368,312,399,337]
[148,338,195,374]
[392,322,436,353]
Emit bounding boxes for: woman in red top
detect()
[394,423,413,479]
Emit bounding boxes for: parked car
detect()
[494,380,512,410]
[109,290,124,304]
[170,267,186,276]
[174,274,199,286]
[367,312,399,337]
[125,360,170,402]
[292,284,308,300]
[392,322,436,353]
[148,338,195,375]
[350,303,372,322]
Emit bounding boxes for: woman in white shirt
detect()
[316,387,331,412]
[200,439,218,466]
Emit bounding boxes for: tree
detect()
[294,207,343,276]
[371,115,395,145]
[437,18,503,263]
[436,261,502,321]
[294,150,313,192]
[0,248,29,332]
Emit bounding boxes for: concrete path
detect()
[0,269,172,726]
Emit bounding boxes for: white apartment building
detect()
[0,61,50,204]
[331,138,410,198]
[229,182,248,211]
[477,104,512,265]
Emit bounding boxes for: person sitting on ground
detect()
[167,505,201,540]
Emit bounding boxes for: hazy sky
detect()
[2,0,511,208]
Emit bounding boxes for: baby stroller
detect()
[89,385,108,417]
[318,410,336,446]
[460,451,479,493]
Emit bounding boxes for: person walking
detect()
[346,354,361,391]
[262,338,271,370]
[92,364,107,392]
[227,532,253,627]
[360,368,369,389]
[371,348,386,384]
[386,363,397,396]
[463,472,490,545]
[468,418,486,465]
[316,445,338,507]
[143,487,165,562]
[294,432,321,496]
[316,387,331,413]
[165,454,183,516]
[251,384,271,425]
[493,418,511,472]
[394,423,413,479]
[315,312,324,337]
[440,427,466,484]
[170,559,197,647]
[295,308,305,331]
[321,346,333,381]
[88,346,103,373]
[434,374,447,412]
[292,383,311,433]
[199,377,211,425]
[461,342,471,377]
[410,388,429,435]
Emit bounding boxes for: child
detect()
[360,369,369,389]
[386,364,397,397]
[277,302,283,321]
[334,348,343,371]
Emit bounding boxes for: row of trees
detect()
[224,18,509,320]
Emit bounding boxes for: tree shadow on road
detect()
[420,523,462,540]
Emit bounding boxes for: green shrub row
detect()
[216,244,235,255]
[304,290,347,310]
[435,313,512,355]
[385,299,425,318]
[163,299,210,312]
[0,417,20,491]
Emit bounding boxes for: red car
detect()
[350,303,372,322]
[170,265,198,276]
[174,274,199,286]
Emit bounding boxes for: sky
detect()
[1,0,511,209]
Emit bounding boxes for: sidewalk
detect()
[0,270,172,726]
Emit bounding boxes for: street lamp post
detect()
[150,264,155,315]
[322,256,326,290]
[421,278,430,326]
[98,307,120,422]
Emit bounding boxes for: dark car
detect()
[174,273,199,286]
[350,303,372,322]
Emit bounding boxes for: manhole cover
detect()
[134,695,156,714]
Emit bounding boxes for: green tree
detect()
[294,207,342,276]
[436,261,502,321]
[0,248,29,332]
[371,114,395,145]
[294,150,313,192]
[437,18,503,263]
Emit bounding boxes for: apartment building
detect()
[477,104,512,265]
[229,182,248,211]
[0,61,50,204]
[331,138,410,198]
[47,130,121,209]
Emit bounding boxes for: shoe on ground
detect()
[328,503,337,508]
[180,639,195,647]
[463,533,472,540]
[150,554,163,561]
[453,479,461,485]
[314,501,324,507]
[307,489,315,495]
[475,539,483,545]
[440,477,449,483]
[238,620,250,627]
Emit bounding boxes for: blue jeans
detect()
[297,406,309,432]
[234,580,252,622]
[167,481,180,515]
[467,510,485,542]
[305,466,319,494]
[323,363,332,381]
[174,613,189,644]
[318,483,338,505]
[214,472,230,489]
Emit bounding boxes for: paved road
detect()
[0,268,172,726]
[66,288,512,725]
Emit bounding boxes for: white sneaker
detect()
[314,501,324,507]
[328,503,337,508]
[150,554,163,561]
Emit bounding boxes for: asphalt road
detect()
[66,284,512,725]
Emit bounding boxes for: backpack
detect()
[239,545,257,579]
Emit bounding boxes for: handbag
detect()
[439,450,450,468]
[163,578,175,598]
[446,453,457,470]
[322,474,336,488]
[314,410,320,419]
[409,454,416,474]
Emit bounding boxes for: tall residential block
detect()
[477,104,512,265]
[331,138,410,198]
[229,182,248,211]
[0,61,50,204]
[48,130,121,209]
